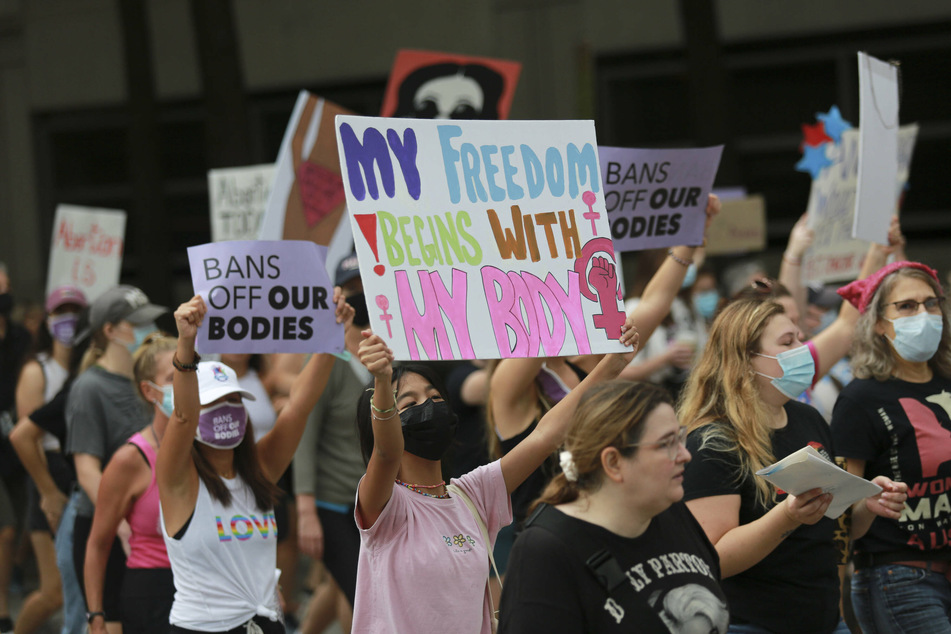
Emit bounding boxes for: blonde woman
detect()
[678,298,905,634]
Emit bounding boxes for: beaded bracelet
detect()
[172,353,201,372]
[370,401,396,415]
[667,249,693,268]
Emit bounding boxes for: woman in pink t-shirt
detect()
[350,310,639,634]
[84,332,177,634]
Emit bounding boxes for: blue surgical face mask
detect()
[693,290,719,320]
[147,381,174,418]
[755,344,815,399]
[681,263,698,289]
[887,313,943,363]
[125,323,156,355]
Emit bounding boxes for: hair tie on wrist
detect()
[667,249,693,268]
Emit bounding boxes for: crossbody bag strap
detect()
[447,484,501,615]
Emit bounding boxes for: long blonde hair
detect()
[851,267,951,381]
[677,298,785,507]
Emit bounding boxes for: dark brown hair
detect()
[192,421,282,511]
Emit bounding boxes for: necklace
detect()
[395,478,450,499]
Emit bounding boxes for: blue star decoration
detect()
[817,106,852,143]
[795,143,834,179]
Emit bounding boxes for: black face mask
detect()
[0,293,11,316]
[399,398,458,461]
[348,292,370,327]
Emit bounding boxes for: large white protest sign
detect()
[187,241,344,354]
[336,116,627,361]
[855,52,900,244]
[45,205,126,301]
[599,146,722,252]
[803,125,917,283]
[208,164,275,242]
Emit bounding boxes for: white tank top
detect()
[161,474,281,630]
[38,354,68,451]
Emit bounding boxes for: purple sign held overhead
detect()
[187,240,344,354]
[599,145,722,252]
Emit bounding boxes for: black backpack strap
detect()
[525,504,628,593]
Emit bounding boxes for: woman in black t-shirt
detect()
[678,298,905,634]
[832,261,951,634]
[499,380,727,634]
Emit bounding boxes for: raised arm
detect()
[686,488,832,578]
[355,331,397,529]
[84,446,149,633]
[631,194,720,344]
[488,357,546,440]
[810,216,903,379]
[256,287,352,481]
[498,315,639,494]
[156,296,204,532]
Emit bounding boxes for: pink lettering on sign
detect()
[574,237,625,340]
[56,220,124,256]
[297,162,345,228]
[376,295,394,337]
[582,190,600,235]
[396,268,473,360]
[482,267,590,357]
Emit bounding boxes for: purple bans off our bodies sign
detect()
[187,240,344,354]
[335,115,629,361]
[599,145,722,252]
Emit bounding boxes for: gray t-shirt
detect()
[65,365,150,517]
[293,357,369,507]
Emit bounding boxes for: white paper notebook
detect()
[756,445,882,519]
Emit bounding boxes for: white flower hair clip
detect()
[559,450,579,483]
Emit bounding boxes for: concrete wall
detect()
[2,0,951,297]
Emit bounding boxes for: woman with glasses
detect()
[678,297,905,634]
[498,381,727,633]
[831,261,951,634]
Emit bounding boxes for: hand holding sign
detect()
[359,330,395,380]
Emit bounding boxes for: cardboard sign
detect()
[208,164,275,242]
[855,52,900,244]
[704,195,767,256]
[380,49,521,120]
[598,146,722,252]
[335,115,627,361]
[187,241,344,354]
[45,204,126,302]
[803,125,918,283]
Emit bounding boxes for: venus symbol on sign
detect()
[582,190,600,235]
[376,295,393,337]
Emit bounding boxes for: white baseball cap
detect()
[196,361,257,406]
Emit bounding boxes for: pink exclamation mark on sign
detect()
[582,191,600,235]
[376,295,393,337]
[354,214,385,276]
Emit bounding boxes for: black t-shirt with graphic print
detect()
[682,400,840,634]
[832,374,951,557]
[498,502,727,634]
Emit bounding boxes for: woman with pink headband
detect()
[832,261,947,633]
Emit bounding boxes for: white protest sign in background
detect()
[599,145,722,252]
[855,52,900,244]
[45,204,126,301]
[187,240,344,354]
[803,125,917,283]
[336,116,628,361]
[208,164,275,242]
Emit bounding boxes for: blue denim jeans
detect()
[728,620,850,633]
[852,564,951,633]
[54,491,85,634]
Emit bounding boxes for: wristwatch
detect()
[86,611,106,624]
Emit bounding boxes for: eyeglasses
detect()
[625,427,688,460]
[882,297,944,317]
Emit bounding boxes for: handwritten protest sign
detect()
[335,116,627,361]
[187,241,344,354]
[705,195,766,256]
[598,146,722,252]
[803,125,917,283]
[208,164,275,242]
[45,205,126,302]
[380,49,521,120]
[855,52,900,244]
